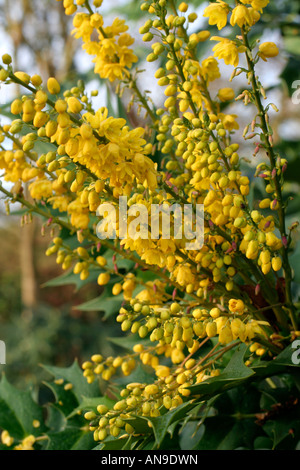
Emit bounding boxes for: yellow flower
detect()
[251,0,269,12]
[141,249,164,267]
[48,196,70,212]
[103,17,128,37]
[174,265,195,287]
[218,87,235,102]
[72,14,94,42]
[203,1,229,30]
[230,5,253,28]
[29,179,53,200]
[67,199,90,229]
[219,325,233,345]
[248,7,261,24]
[211,37,240,67]
[219,113,239,130]
[14,435,36,450]
[258,42,279,61]
[1,430,14,447]
[228,299,245,315]
[230,318,247,342]
[201,56,220,82]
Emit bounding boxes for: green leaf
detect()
[290,243,300,284]
[146,402,195,448]
[45,427,94,450]
[254,436,273,450]
[179,421,205,450]
[68,395,115,418]
[43,380,79,418]
[114,363,155,387]
[97,435,132,450]
[75,295,123,319]
[106,256,135,272]
[188,344,255,397]
[45,404,67,432]
[41,360,101,402]
[108,335,151,351]
[0,375,45,438]
[42,269,99,291]
[251,344,300,377]
[263,417,300,449]
[283,36,300,56]
[195,417,245,450]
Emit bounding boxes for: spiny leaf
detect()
[0,375,45,438]
[41,360,101,402]
[42,269,99,291]
[75,295,123,319]
[146,402,195,448]
[68,395,115,418]
[44,426,94,450]
[188,344,255,397]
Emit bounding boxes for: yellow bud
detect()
[218,87,235,102]
[178,2,188,12]
[96,256,107,267]
[112,283,122,296]
[262,262,271,275]
[2,53,12,65]
[210,307,221,319]
[144,384,158,396]
[206,321,217,338]
[33,111,48,128]
[68,97,83,114]
[272,256,282,272]
[47,77,61,95]
[84,411,96,420]
[45,120,58,137]
[259,198,271,209]
[185,358,196,369]
[31,74,42,87]
[55,99,67,114]
[171,348,185,364]
[11,99,23,115]
[15,71,30,84]
[80,123,93,139]
[97,272,110,285]
[170,302,181,313]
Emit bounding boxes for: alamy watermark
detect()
[292,81,300,105]
[95,197,300,364]
[291,340,300,365]
[0,340,6,365]
[96,196,204,250]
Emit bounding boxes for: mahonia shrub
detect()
[0,0,299,450]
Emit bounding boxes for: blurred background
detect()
[0,0,299,387]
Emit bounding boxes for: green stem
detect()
[241,29,297,331]
[84,0,157,124]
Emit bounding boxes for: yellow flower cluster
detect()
[2,69,157,233]
[203,0,278,67]
[70,2,138,82]
[1,430,36,450]
[0,0,297,445]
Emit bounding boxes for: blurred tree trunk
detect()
[1,0,75,314]
[20,188,37,317]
